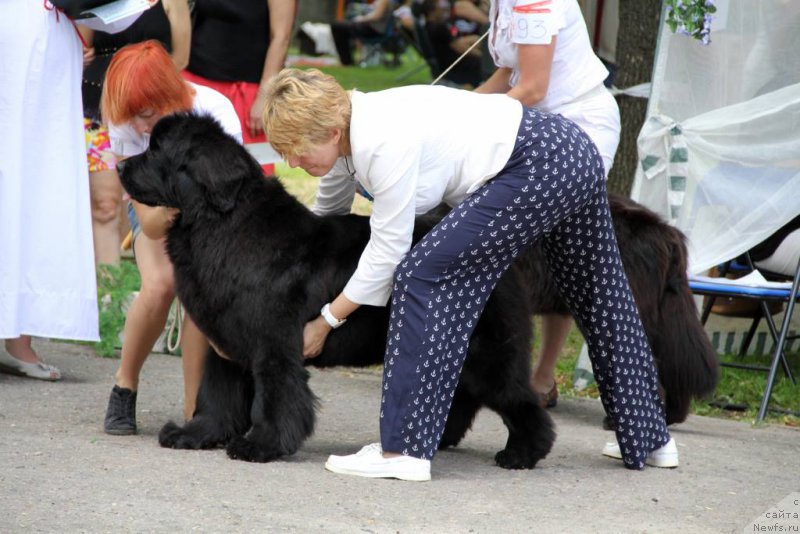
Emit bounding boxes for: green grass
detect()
[316,51,433,90]
[95,262,141,358]
[93,57,800,427]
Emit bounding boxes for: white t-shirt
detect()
[313,86,522,307]
[109,83,243,157]
[489,0,609,112]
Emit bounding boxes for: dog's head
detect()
[120,113,260,222]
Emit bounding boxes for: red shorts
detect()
[181,70,275,176]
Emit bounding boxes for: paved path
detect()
[1,339,798,533]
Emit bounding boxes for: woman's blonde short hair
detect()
[262,68,351,158]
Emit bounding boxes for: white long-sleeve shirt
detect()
[313,85,522,306]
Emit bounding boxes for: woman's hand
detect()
[132,200,180,240]
[82,46,95,69]
[302,316,332,359]
[248,90,267,138]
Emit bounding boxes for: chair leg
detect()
[700,295,716,324]
[758,300,795,380]
[737,316,761,358]
[756,261,800,422]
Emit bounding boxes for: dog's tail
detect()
[649,227,720,425]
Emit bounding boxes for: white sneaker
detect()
[602,437,679,468]
[325,443,431,481]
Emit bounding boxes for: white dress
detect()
[0,3,98,340]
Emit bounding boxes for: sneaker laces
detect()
[357,443,383,456]
[108,388,136,422]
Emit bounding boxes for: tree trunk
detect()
[607,0,662,195]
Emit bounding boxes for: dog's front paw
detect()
[494,447,545,470]
[158,420,223,450]
[226,435,283,463]
[159,421,190,448]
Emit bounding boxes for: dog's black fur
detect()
[120,113,555,466]
[121,113,718,464]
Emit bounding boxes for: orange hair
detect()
[101,40,194,125]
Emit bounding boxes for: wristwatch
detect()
[320,303,346,329]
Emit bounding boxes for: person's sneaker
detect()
[325,443,431,481]
[104,385,137,435]
[602,437,679,468]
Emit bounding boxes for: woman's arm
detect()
[506,39,557,106]
[450,34,481,57]
[163,0,192,71]
[453,0,489,25]
[303,293,360,358]
[248,0,297,138]
[79,26,96,69]
[474,67,512,94]
[354,0,390,23]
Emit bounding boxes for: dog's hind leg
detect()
[489,391,556,469]
[226,354,318,463]
[440,386,482,450]
[159,351,252,450]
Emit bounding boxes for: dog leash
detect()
[430,29,489,86]
[166,300,183,354]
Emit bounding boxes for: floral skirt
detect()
[84,118,117,173]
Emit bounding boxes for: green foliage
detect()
[547,321,800,426]
[694,351,800,425]
[95,262,141,358]
[664,0,716,45]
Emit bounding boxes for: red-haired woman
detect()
[100,40,242,435]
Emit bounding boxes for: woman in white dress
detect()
[0,1,150,380]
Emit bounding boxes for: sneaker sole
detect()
[602,445,679,468]
[646,456,679,468]
[324,461,431,482]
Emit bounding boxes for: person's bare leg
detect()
[3,335,61,380]
[115,234,176,391]
[531,314,573,394]
[89,168,122,266]
[5,335,39,364]
[179,314,208,420]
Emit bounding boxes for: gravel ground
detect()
[1,339,798,533]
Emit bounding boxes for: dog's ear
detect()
[202,166,245,214]
[183,141,251,214]
[174,170,203,212]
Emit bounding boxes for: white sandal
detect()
[0,350,61,381]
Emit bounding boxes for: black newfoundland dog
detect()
[120,114,717,465]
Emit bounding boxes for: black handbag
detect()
[49,0,121,19]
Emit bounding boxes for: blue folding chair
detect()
[689,254,800,421]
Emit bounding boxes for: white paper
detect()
[691,270,794,290]
[245,142,283,165]
[78,0,149,24]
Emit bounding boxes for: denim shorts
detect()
[127,201,141,242]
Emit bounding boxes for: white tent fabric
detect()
[630,0,800,274]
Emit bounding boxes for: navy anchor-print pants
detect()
[379,107,671,470]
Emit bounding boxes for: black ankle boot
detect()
[104,385,137,435]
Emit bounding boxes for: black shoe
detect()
[104,385,137,435]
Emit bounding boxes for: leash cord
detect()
[166,300,183,354]
[430,29,489,86]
